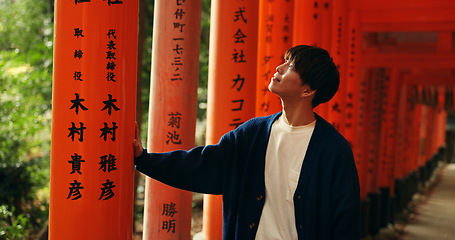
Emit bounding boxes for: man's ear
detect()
[301,86,316,98]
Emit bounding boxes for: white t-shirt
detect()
[255,115,315,240]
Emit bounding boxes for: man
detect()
[133,45,360,239]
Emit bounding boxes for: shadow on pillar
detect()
[379,187,391,228]
[389,194,395,225]
[394,178,403,215]
[408,171,419,206]
[361,198,370,238]
[394,171,417,218]
[367,191,381,236]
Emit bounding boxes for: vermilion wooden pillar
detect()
[292,0,322,46]
[377,68,399,228]
[395,84,408,181]
[364,68,385,235]
[292,0,332,117]
[433,87,443,154]
[366,68,385,195]
[320,0,333,51]
[143,0,201,239]
[435,86,447,152]
[378,69,390,192]
[316,0,333,118]
[424,88,436,161]
[327,0,348,133]
[49,0,138,239]
[395,84,414,214]
[385,68,400,194]
[346,10,368,236]
[256,0,294,117]
[417,93,428,169]
[406,87,418,175]
[345,10,364,199]
[433,86,445,156]
[203,0,259,239]
[413,96,424,172]
[378,68,399,193]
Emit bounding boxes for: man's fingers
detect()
[135,122,140,140]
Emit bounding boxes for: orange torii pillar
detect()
[394,84,409,214]
[320,0,333,51]
[422,88,436,182]
[433,87,443,155]
[416,86,428,177]
[292,0,322,47]
[441,89,448,158]
[49,0,138,239]
[435,86,448,156]
[142,0,202,239]
[378,68,400,227]
[344,9,368,237]
[327,0,348,133]
[418,102,430,183]
[424,88,436,173]
[365,68,386,236]
[377,69,390,205]
[356,70,371,237]
[406,87,422,206]
[256,0,294,117]
[395,84,412,213]
[202,0,259,239]
[433,86,446,157]
[292,0,330,117]
[431,86,445,165]
[411,87,422,202]
[317,0,333,118]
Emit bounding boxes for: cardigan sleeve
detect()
[134,131,236,195]
[331,147,361,240]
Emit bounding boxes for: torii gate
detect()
[49,0,455,239]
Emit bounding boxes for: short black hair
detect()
[284,45,340,108]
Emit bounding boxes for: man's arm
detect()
[331,148,361,240]
[133,123,234,194]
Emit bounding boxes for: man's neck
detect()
[281,100,315,127]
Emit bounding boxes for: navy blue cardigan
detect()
[135,112,360,239]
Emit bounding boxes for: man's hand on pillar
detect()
[133,122,143,158]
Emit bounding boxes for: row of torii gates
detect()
[49,0,455,239]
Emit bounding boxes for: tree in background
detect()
[0,0,53,238]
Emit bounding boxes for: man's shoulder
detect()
[238,112,281,129]
[314,114,351,150]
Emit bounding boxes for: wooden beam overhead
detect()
[360,8,455,26]
[361,53,455,68]
[402,74,455,86]
[362,22,455,32]
[350,0,455,11]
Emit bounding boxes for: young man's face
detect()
[269,60,310,99]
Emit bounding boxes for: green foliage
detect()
[0,205,30,240]
[0,0,53,56]
[0,0,53,236]
[0,52,51,237]
[197,0,211,120]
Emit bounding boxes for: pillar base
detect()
[394,178,403,214]
[409,171,419,204]
[361,198,370,238]
[379,187,390,228]
[367,191,381,236]
[389,195,396,224]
